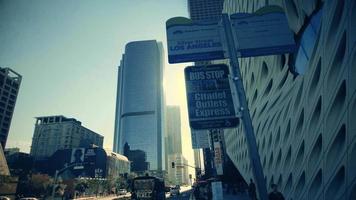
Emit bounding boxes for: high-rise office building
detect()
[165,106,188,184]
[188,0,224,22]
[165,106,182,155]
[113,40,165,171]
[223,0,356,199]
[0,67,21,149]
[30,115,103,160]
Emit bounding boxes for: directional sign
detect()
[166,17,226,63]
[231,5,297,57]
[184,64,239,129]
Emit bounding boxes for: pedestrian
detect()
[248,179,257,200]
[193,185,201,199]
[268,184,285,200]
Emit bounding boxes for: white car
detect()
[0,196,11,200]
[117,189,127,195]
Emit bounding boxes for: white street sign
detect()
[231,6,296,57]
[166,17,226,63]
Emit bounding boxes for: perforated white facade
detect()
[222,0,356,199]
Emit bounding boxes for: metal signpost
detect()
[166,6,296,200]
[221,13,269,199]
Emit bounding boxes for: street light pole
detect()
[51,162,88,200]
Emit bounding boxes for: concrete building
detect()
[0,144,10,175]
[188,0,224,22]
[30,115,103,159]
[113,40,165,172]
[47,147,129,180]
[168,154,189,186]
[165,106,182,155]
[222,0,356,199]
[0,67,21,149]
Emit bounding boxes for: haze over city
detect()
[0,0,191,154]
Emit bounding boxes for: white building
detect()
[30,115,103,159]
[222,0,356,199]
[168,153,189,186]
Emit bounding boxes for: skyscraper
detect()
[188,0,224,22]
[30,115,103,160]
[165,106,182,155]
[0,67,21,149]
[113,40,165,171]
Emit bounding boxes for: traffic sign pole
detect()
[221,14,268,200]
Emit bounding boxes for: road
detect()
[167,189,193,200]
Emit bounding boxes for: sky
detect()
[0,0,194,165]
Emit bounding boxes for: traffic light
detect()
[171,162,175,168]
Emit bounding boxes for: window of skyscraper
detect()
[290,7,323,75]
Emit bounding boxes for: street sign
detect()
[211,181,224,200]
[166,17,225,63]
[231,5,296,57]
[191,129,211,149]
[214,142,223,175]
[184,64,239,129]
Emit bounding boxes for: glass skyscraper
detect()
[113,40,165,171]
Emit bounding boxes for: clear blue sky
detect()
[0,0,190,153]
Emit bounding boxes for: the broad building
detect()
[30,115,103,159]
[113,40,165,172]
[222,0,356,199]
[0,67,22,149]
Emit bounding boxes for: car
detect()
[170,186,180,196]
[19,198,39,200]
[0,196,11,200]
[117,189,127,195]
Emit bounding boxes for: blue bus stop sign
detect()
[184,64,239,129]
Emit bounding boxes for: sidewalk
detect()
[189,191,250,200]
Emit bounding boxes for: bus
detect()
[131,176,166,200]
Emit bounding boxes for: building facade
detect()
[0,67,21,149]
[48,147,129,180]
[113,40,165,172]
[167,154,189,186]
[223,0,356,199]
[188,0,224,22]
[30,115,103,159]
[165,106,182,155]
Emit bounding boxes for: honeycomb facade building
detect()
[222,0,356,199]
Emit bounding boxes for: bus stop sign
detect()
[184,64,239,129]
